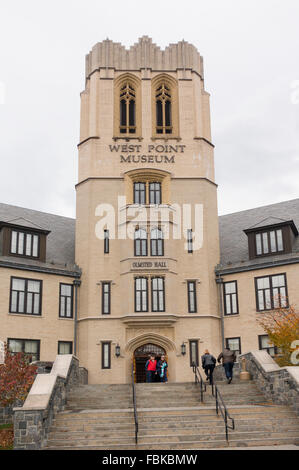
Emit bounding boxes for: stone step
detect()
[45,430,299,448]
[48,422,299,440]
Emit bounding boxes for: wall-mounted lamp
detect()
[115,344,121,358]
[181,342,186,356]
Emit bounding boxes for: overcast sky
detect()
[0,0,299,218]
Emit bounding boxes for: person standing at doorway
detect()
[201,350,216,385]
[217,347,236,384]
[157,355,168,383]
[145,354,157,383]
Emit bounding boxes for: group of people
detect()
[144,347,236,385]
[145,354,168,383]
[201,347,236,385]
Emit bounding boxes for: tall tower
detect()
[76,37,220,384]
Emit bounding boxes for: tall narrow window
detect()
[187,229,193,253]
[156,84,172,134]
[10,277,42,315]
[135,277,148,312]
[101,342,111,369]
[134,182,146,204]
[187,281,197,313]
[104,229,109,254]
[102,282,111,315]
[151,277,165,312]
[150,228,164,256]
[149,182,161,204]
[189,340,199,367]
[134,228,147,256]
[223,281,239,316]
[120,83,136,134]
[59,284,73,318]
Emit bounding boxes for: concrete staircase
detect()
[44,381,299,450]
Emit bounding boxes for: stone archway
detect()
[125,332,177,383]
[134,343,166,383]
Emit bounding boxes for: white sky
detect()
[0,0,299,217]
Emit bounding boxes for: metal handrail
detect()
[211,383,235,442]
[192,363,207,402]
[131,363,139,444]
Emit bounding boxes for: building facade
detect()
[0,38,298,384]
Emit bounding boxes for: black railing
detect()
[192,363,206,402]
[211,383,235,442]
[131,363,139,444]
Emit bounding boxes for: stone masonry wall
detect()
[13,355,80,449]
[242,352,299,416]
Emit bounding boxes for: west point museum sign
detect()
[109,143,186,163]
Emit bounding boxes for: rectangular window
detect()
[255,274,288,311]
[101,342,111,369]
[258,335,280,357]
[226,337,241,356]
[8,338,40,362]
[58,341,73,354]
[189,340,199,367]
[149,182,161,205]
[187,281,197,313]
[134,182,146,204]
[223,281,239,315]
[104,229,109,254]
[102,282,111,315]
[10,230,39,258]
[135,277,148,312]
[151,277,165,312]
[10,277,42,315]
[255,229,284,256]
[187,229,193,253]
[59,284,73,318]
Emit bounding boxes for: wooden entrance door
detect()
[134,343,166,383]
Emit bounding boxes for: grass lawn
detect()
[0,423,14,450]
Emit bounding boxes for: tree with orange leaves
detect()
[258,304,299,366]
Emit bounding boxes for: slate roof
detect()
[218,198,299,272]
[0,203,79,275]
[0,198,298,276]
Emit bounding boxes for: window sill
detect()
[224,314,240,318]
[8,313,42,318]
[113,136,143,141]
[151,136,181,141]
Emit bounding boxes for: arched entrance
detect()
[134,343,166,383]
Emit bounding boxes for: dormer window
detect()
[0,220,50,262]
[11,230,39,258]
[255,229,284,256]
[244,220,298,260]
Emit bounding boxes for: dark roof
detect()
[218,198,299,271]
[0,203,78,274]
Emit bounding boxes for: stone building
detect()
[0,37,298,384]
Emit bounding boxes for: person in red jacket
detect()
[145,354,157,383]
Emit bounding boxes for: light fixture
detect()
[181,342,186,356]
[115,344,121,357]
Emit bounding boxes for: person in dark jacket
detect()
[217,347,236,384]
[201,350,216,385]
[157,355,168,383]
[145,355,157,383]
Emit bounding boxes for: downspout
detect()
[216,273,225,351]
[73,279,81,356]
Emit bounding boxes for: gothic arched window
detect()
[120,82,136,134]
[134,228,147,256]
[155,84,172,134]
[150,228,164,256]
